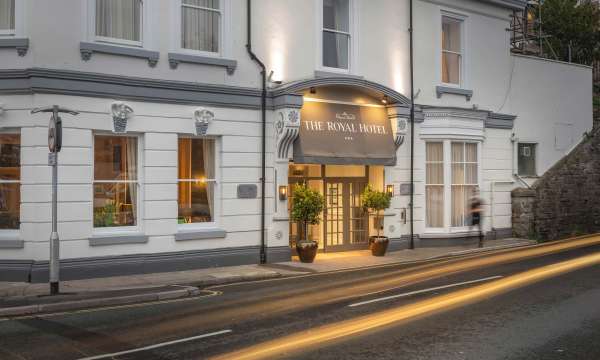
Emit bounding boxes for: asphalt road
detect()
[1,239,600,360]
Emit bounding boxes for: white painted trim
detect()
[438,8,470,89]
[84,0,153,49]
[315,0,358,74]
[91,133,144,236]
[176,136,221,231]
[170,0,231,58]
[302,97,385,108]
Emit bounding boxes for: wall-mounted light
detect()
[381,95,389,105]
[386,184,394,197]
[309,87,316,94]
[279,185,288,201]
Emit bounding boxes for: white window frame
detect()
[439,10,468,88]
[517,142,538,177]
[424,139,481,234]
[0,0,24,37]
[316,0,359,74]
[177,136,220,232]
[171,0,231,58]
[84,0,149,48]
[0,129,21,236]
[92,133,144,236]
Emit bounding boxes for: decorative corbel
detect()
[194,108,214,136]
[394,117,408,148]
[275,109,300,160]
[111,101,134,133]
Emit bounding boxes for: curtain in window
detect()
[451,142,477,227]
[182,0,220,52]
[178,139,192,212]
[323,0,349,69]
[0,0,14,31]
[125,137,137,225]
[96,0,141,42]
[442,17,461,84]
[0,134,20,230]
[426,142,444,228]
[203,139,214,219]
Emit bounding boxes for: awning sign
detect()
[293,100,396,165]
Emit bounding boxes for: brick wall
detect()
[512,127,600,241]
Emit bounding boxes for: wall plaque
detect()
[237,184,258,199]
[400,183,413,196]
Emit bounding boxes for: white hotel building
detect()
[0,0,593,281]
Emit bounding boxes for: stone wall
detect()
[512,127,600,241]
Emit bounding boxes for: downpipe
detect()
[246,0,267,264]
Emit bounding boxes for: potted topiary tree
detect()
[362,185,391,256]
[290,183,325,263]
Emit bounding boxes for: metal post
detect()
[31,105,78,295]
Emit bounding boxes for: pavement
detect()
[0,238,534,317]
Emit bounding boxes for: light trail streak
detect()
[212,251,600,360]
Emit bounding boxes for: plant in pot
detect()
[362,185,391,256]
[290,183,324,263]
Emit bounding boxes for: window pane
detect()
[442,17,461,52]
[465,143,477,162]
[94,136,137,181]
[451,185,467,227]
[183,0,219,9]
[178,138,214,223]
[465,163,477,184]
[518,143,536,176]
[451,142,464,162]
[0,134,20,181]
[323,31,349,69]
[182,3,220,52]
[442,52,461,84]
[0,183,19,229]
[426,163,443,184]
[426,142,443,162]
[96,0,141,42]
[93,183,137,227]
[0,0,15,30]
[323,0,349,32]
[426,185,444,228]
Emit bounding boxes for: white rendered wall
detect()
[504,55,594,176]
[1,94,280,261]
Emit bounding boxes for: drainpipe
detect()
[409,0,416,249]
[246,0,267,264]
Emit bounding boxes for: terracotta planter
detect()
[370,236,389,256]
[296,240,318,263]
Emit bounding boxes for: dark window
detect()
[518,143,536,176]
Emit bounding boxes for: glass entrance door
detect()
[324,179,369,251]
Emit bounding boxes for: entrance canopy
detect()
[293,99,396,165]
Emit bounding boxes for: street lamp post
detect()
[30,105,79,295]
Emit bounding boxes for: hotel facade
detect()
[0,0,593,281]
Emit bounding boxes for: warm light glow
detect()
[211,250,600,360]
[278,185,288,201]
[386,184,394,197]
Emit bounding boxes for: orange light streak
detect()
[212,250,600,360]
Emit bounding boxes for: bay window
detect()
[451,142,478,227]
[0,133,20,230]
[181,0,221,53]
[0,0,15,35]
[95,0,142,45]
[425,141,479,231]
[425,142,444,228]
[93,135,138,229]
[441,15,463,85]
[322,0,350,70]
[178,138,215,225]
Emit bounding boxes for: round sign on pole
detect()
[48,115,62,152]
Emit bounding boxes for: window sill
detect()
[175,228,227,241]
[168,52,237,74]
[0,234,24,249]
[436,85,473,101]
[89,233,149,246]
[80,42,159,67]
[0,37,29,56]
